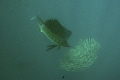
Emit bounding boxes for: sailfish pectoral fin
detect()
[46,45,58,51]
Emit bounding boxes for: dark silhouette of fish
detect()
[36,15,72,51]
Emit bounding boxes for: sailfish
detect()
[36,15,72,51]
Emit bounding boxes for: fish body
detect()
[36,15,72,50]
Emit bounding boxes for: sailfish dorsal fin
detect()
[45,19,72,40]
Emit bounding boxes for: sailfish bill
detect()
[36,15,72,51]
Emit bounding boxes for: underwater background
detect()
[0,0,120,80]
